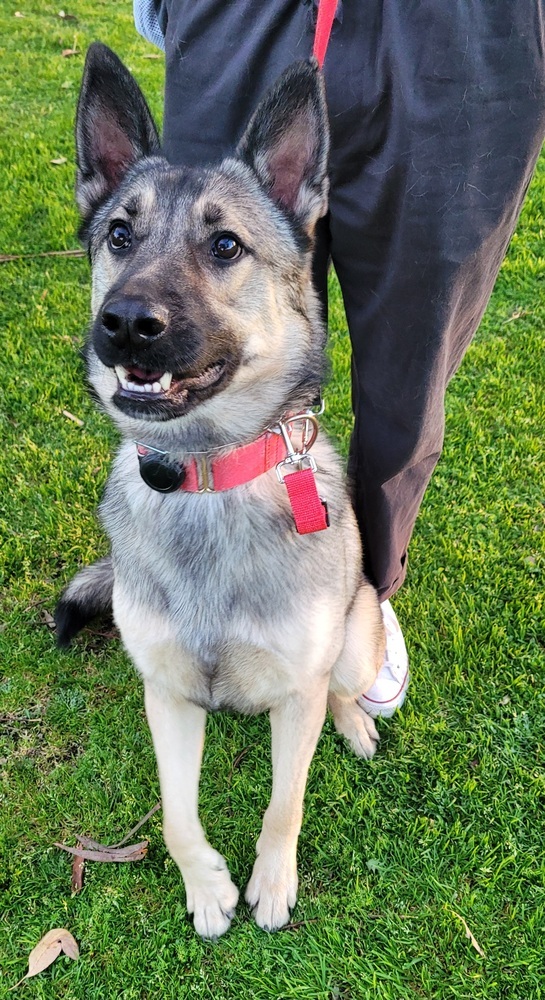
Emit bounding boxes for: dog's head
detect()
[75,43,329,447]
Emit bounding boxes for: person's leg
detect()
[323,0,545,601]
[161,0,313,166]
[155,0,545,717]
[157,0,545,601]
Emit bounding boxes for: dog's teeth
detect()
[115,369,172,394]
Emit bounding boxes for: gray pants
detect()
[159,0,545,599]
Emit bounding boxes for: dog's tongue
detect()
[127,366,164,382]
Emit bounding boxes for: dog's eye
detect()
[211,233,242,261]
[108,221,132,252]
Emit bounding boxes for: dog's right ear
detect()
[75,43,160,221]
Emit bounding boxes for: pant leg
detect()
[161,0,314,165]
[159,0,545,600]
[323,0,545,599]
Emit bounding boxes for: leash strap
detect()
[283,467,329,534]
[312,0,338,68]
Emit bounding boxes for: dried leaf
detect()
[14,11,25,17]
[50,156,67,165]
[450,909,486,957]
[56,804,161,888]
[26,938,63,978]
[62,47,79,57]
[12,929,79,987]
[71,843,85,893]
[57,931,79,960]
[40,609,55,630]
[55,839,149,862]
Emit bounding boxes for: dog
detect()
[55,42,385,939]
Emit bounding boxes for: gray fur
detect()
[61,555,113,608]
[55,555,113,647]
[62,44,386,938]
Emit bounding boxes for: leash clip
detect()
[274,412,329,533]
[274,411,320,482]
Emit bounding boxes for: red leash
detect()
[274,0,340,531]
[312,0,338,68]
[284,466,329,534]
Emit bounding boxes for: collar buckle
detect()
[195,454,215,493]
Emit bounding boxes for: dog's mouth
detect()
[115,362,226,398]
[111,360,228,418]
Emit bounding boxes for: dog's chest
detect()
[104,474,341,712]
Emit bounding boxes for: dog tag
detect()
[138,452,186,493]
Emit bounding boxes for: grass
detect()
[0,3,544,997]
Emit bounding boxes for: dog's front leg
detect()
[144,684,239,939]
[245,682,329,931]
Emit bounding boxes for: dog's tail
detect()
[55,555,114,648]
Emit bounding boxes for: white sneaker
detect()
[358,599,409,718]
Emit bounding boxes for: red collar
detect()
[136,413,329,534]
[137,428,288,493]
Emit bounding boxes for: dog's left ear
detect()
[75,43,161,222]
[237,60,329,234]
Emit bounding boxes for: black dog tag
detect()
[138,452,186,493]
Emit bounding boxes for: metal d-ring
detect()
[275,411,320,483]
[278,412,319,456]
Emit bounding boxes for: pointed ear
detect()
[75,43,161,220]
[236,60,329,234]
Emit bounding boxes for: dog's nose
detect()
[100,298,167,348]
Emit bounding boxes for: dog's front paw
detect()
[245,854,298,932]
[183,852,239,939]
[329,695,380,759]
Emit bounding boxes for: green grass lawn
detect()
[1,3,544,998]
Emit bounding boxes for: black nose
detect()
[100,297,168,348]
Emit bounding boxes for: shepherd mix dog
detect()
[56,43,386,938]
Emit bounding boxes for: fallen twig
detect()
[109,801,161,847]
[284,918,321,931]
[62,409,84,426]
[0,249,85,264]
